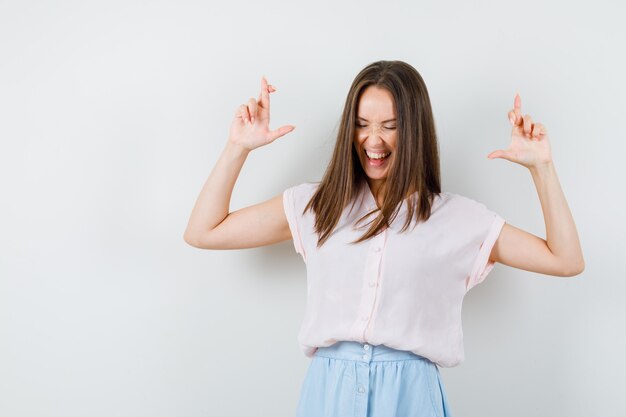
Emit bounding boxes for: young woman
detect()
[184,60,584,417]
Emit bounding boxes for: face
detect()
[353,85,397,193]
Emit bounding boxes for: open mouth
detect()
[365,149,391,166]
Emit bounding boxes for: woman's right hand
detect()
[228,76,296,152]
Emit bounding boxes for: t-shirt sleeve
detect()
[282,184,308,261]
[464,198,506,292]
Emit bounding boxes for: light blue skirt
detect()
[295,341,453,417]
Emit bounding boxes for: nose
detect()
[358,123,385,139]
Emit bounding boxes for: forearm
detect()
[184,140,251,239]
[529,161,585,272]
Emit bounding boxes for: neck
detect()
[366,180,418,206]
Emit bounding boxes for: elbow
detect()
[183,230,200,248]
[562,258,585,277]
[183,230,219,249]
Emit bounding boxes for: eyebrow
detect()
[357,117,396,123]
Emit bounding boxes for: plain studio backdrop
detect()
[0,0,624,416]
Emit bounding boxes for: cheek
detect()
[352,141,363,159]
[389,135,398,150]
[353,138,364,151]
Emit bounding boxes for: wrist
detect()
[529,160,555,177]
[224,140,252,158]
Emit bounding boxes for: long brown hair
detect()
[303,60,441,248]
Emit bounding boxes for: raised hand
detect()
[487,93,553,169]
[228,76,296,152]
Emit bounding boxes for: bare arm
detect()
[183,76,296,249]
[490,162,585,276]
[183,141,291,249]
[487,93,585,277]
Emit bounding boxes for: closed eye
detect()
[355,124,396,130]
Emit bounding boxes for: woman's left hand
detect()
[487,93,553,169]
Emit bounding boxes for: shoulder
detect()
[442,191,486,207]
[301,181,320,193]
[285,181,320,198]
[439,191,498,221]
[284,182,320,211]
[444,191,483,206]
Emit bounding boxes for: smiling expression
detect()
[353,85,398,195]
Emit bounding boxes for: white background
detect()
[1,0,624,416]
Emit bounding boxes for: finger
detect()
[513,93,522,125]
[523,114,533,136]
[532,122,546,139]
[259,75,270,110]
[267,125,296,142]
[508,110,516,125]
[514,92,521,110]
[487,149,514,161]
[239,104,251,124]
[248,98,257,123]
[258,84,277,103]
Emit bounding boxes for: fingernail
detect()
[251,117,255,123]
[509,115,515,124]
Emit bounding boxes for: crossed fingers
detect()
[239,76,276,124]
[508,93,546,140]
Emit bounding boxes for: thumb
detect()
[267,125,296,142]
[487,149,513,161]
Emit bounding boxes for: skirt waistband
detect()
[314,341,433,364]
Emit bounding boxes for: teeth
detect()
[366,150,391,159]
